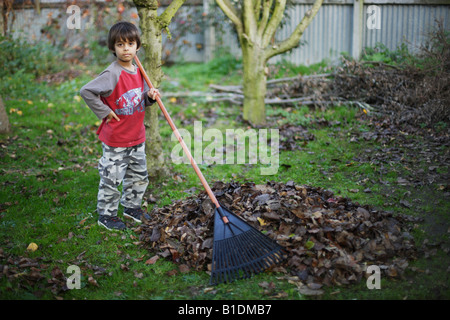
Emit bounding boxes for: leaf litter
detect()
[136,180,422,289]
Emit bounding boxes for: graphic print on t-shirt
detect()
[115,87,145,116]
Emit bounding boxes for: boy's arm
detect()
[80,70,116,120]
[142,81,157,107]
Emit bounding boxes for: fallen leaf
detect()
[88,276,99,287]
[271,291,288,298]
[27,243,38,252]
[298,285,324,296]
[400,200,412,208]
[166,269,178,276]
[179,264,190,273]
[305,240,315,250]
[257,217,267,226]
[145,255,159,265]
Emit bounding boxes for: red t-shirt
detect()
[80,61,154,148]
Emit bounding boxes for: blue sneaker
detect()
[98,215,126,231]
[123,207,150,223]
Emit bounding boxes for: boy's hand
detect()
[106,111,120,123]
[148,88,160,100]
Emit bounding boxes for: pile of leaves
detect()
[137,180,420,287]
[267,21,450,133]
[331,55,449,131]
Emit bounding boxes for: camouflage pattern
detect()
[97,142,149,216]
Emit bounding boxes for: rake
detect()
[134,56,285,285]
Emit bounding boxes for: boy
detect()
[80,21,160,231]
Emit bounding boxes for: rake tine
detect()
[210,247,217,284]
[218,244,227,283]
[229,245,240,281]
[247,230,284,269]
[219,242,228,283]
[245,248,266,274]
[226,238,241,281]
[214,241,226,284]
[231,236,252,279]
[240,230,272,270]
[224,251,233,282]
[233,245,245,280]
[242,232,267,266]
[216,242,224,283]
[231,233,258,276]
[223,241,234,282]
[233,236,254,278]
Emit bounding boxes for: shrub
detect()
[0,36,65,79]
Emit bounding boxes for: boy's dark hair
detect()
[108,21,141,56]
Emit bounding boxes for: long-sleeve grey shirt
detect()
[79,60,155,147]
[80,60,155,120]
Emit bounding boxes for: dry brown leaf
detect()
[145,255,159,265]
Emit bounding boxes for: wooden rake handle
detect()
[134,55,221,209]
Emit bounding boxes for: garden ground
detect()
[0,40,449,300]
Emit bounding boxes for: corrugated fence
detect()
[2,0,449,65]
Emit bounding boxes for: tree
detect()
[0,96,10,134]
[215,0,324,126]
[132,0,187,179]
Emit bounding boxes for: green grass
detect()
[1,55,449,300]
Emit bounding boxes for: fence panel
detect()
[2,0,449,65]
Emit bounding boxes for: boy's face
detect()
[114,38,138,64]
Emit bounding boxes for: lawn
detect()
[0,43,449,301]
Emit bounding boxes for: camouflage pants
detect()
[97,142,149,217]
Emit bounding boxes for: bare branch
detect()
[264,0,323,61]
[257,0,274,39]
[215,0,243,34]
[261,0,287,48]
[243,0,257,39]
[254,0,262,19]
[209,84,243,94]
[159,0,187,27]
[266,73,331,86]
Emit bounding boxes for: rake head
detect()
[210,206,285,285]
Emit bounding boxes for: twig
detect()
[361,61,402,71]
[266,73,331,86]
[163,89,378,112]
[207,74,332,93]
[209,97,244,105]
[208,84,243,94]
[163,91,214,98]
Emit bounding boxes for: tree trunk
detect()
[215,0,324,127]
[0,96,10,134]
[242,44,267,126]
[135,1,170,179]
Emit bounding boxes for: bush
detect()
[361,42,413,66]
[206,49,242,76]
[0,36,66,79]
